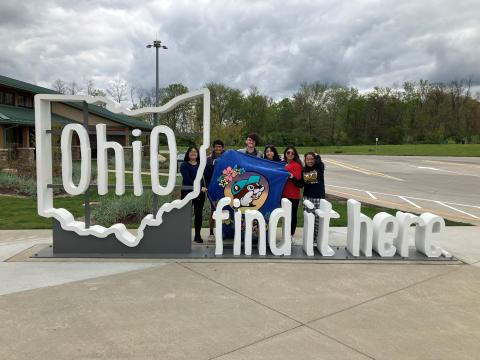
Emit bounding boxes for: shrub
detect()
[0,172,38,197]
[92,191,176,227]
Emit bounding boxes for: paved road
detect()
[322,155,480,225]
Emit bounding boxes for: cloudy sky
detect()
[1,0,479,99]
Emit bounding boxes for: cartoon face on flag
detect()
[230,174,266,208]
[207,150,289,238]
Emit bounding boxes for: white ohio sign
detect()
[35,90,210,247]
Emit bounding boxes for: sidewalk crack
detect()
[306,265,462,325]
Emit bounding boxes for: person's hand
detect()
[288,172,294,179]
[201,187,208,193]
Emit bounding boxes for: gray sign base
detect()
[51,202,192,255]
[34,243,457,262]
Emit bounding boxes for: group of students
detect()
[180,133,326,244]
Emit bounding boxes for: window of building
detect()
[17,95,33,108]
[0,92,14,105]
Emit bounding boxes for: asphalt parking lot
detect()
[322,155,480,225]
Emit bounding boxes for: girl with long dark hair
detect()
[180,146,207,243]
[263,145,281,162]
[292,151,326,240]
[282,146,302,240]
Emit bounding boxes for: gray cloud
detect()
[0,0,479,99]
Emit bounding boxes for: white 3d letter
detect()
[394,212,425,257]
[61,123,91,195]
[244,210,267,256]
[415,213,444,257]
[372,212,398,257]
[132,129,143,196]
[268,198,292,256]
[347,199,373,256]
[233,199,242,256]
[315,199,339,256]
[150,125,177,196]
[96,124,125,195]
[302,200,316,256]
[213,197,231,256]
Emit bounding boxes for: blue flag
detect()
[207,150,289,238]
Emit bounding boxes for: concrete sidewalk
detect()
[0,226,479,359]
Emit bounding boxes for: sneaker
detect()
[194,235,204,243]
[208,234,215,242]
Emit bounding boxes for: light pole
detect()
[147,40,168,214]
[146,40,168,126]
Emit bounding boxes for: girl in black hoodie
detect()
[292,152,326,239]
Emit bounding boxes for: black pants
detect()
[287,198,300,236]
[182,191,206,237]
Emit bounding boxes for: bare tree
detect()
[85,79,95,96]
[66,80,82,95]
[52,78,67,94]
[129,85,138,108]
[107,78,128,103]
[84,79,106,97]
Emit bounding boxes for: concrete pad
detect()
[184,263,457,323]
[432,226,480,264]
[0,261,164,296]
[0,263,298,360]
[310,266,480,360]
[0,239,165,295]
[0,229,51,244]
[216,326,371,360]
[0,241,42,261]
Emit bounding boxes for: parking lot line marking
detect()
[419,160,480,177]
[416,166,467,175]
[417,166,440,171]
[327,184,480,209]
[423,160,480,169]
[434,201,479,219]
[327,189,405,208]
[324,159,404,181]
[366,191,377,199]
[398,196,421,209]
[326,189,477,223]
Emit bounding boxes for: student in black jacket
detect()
[180,146,207,243]
[204,139,225,239]
[292,152,326,239]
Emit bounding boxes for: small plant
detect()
[92,191,175,227]
[0,172,37,197]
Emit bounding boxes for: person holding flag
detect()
[263,145,281,162]
[205,139,226,240]
[282,146,302,241]
[291,152,326,240]
[238,133,263,158]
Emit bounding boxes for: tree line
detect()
[52,77,480,146]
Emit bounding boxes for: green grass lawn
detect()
[0,194,467,230]
[172,144,480,157]
[290,144,480,157]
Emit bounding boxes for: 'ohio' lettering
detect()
[60,123,177,197]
